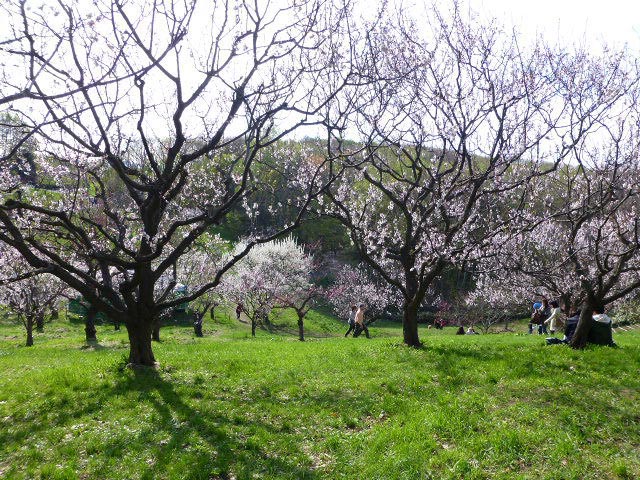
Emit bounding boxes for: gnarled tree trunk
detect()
[85,307,97,342]
[152,321,161,342]
[401,268,423,348]
[570,295,602,349]
[193,312,204,337]
[194,320,203,337]
[403,301,421,348]
[126,320,156,366]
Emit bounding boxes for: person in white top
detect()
[590,306,616,346]
[544,300,563,335]
[344,305,357,337]
[354,304,370,338]
[592,308,613,324]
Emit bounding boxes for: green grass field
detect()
[0,310,638,479]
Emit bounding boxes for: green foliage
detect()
[295,217,350,253]
[612,299,640,326]
[0,316,638,479]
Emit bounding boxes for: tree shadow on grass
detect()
[102,368,319,480]
[0,368,320,479]
[0,390,106,447]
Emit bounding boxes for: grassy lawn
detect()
[0,312,638,479]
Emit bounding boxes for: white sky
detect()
[462,0,640,49]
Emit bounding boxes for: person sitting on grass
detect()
[456,326,465,335]
[466,325,477,335]
[593,307,613,324]
[546,307,616,346]
[546,310,580,345]
[588,306,616,346]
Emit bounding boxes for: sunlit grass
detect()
[0,312,638,479]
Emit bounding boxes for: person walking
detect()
[353,304,370,338]
[544,300,563,335]
[344,305,357,337]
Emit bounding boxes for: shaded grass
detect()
[0,315,638,479]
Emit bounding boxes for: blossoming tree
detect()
[481,77,640,347]
[0,0,358,365]
[0,244,68,346]
[322,7,616,347]
[325,264,400,323]
[220,237,313,338]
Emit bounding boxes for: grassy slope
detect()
[0,311,638,480]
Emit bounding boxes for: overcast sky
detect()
[462,0,640,48]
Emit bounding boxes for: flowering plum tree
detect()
[0,244,68,346]
[484,67,640,347]
[326,264,400,324]
[463,275,533,333]
[322,7,614,347]
[220,237,312,338]
[0,0,358,365]
[173,236,228,337]
[269,241,320,342]
[506,174,640,347]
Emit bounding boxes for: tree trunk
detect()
[560,293,573,316]
[194,313,204,337]
[114,321,120,331]
[402,302,421,347]
[194,321,203,337]
[297,313,305,342]
[126,321,156,366]
[251,318,256,337]
[570,296,602,349]
[25,316,34,347]
[85,307,97,342]
[152,320,161,342]
[36,312,45,332]
[50,307,59,320]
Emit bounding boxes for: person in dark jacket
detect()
[546,309,580,345]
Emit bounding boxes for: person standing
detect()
[344,305,357,337]
[354,304,370,338]
[529,301,542,334]
[544,300,562,335]
[538,299,551,335]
